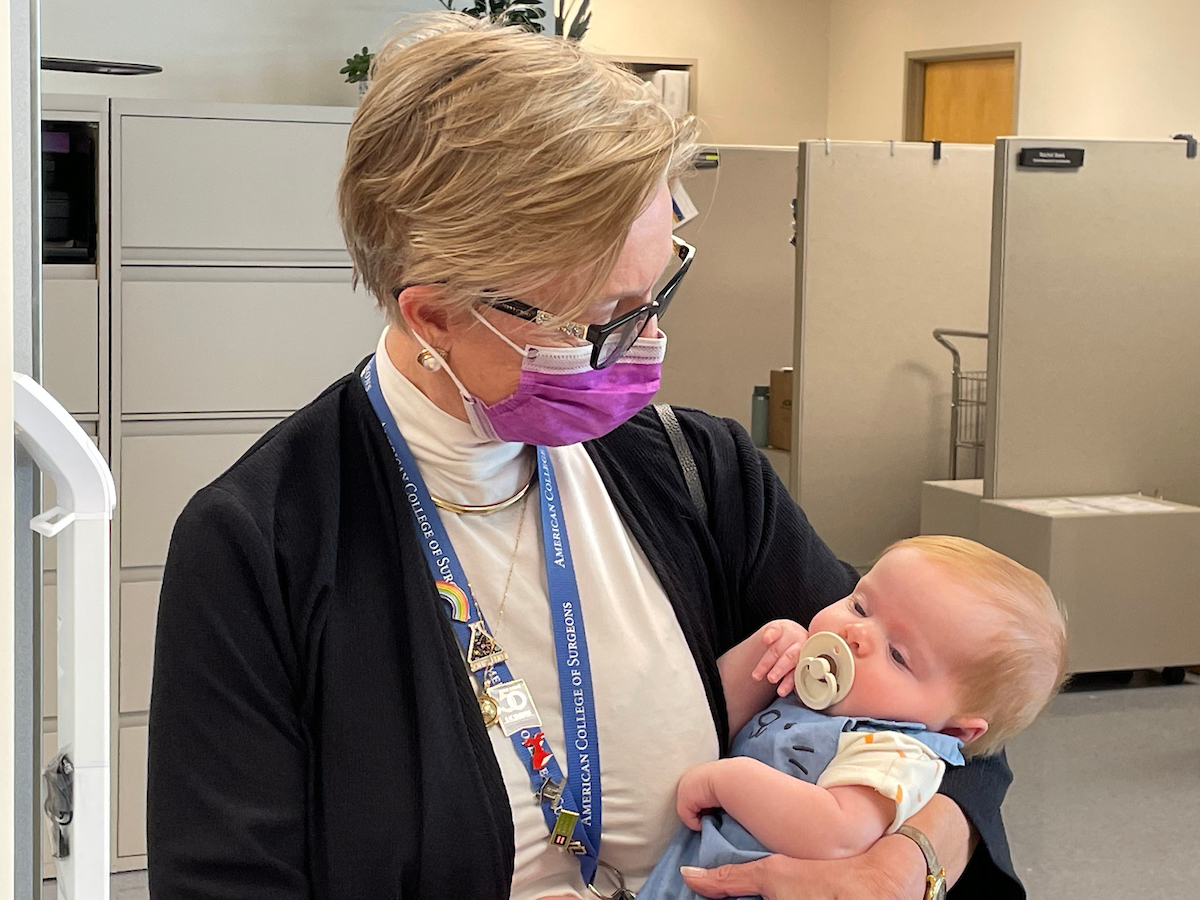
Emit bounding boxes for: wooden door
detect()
[922,56,1014,144]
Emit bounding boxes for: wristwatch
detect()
[896,824,948,900]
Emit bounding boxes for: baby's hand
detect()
[676,761,723,831]
[751,619,809,697]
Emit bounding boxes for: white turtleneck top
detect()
[374,330,719,898]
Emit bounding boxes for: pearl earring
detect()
[417,348,445,371]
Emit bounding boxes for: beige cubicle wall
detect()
[985,138,1200,506]
[661,146,798,484]
[793,141,994,569]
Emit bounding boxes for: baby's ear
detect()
[942,715,988,746]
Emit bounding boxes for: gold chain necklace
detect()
[476,492,530,727]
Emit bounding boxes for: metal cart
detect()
[933,329,989,479]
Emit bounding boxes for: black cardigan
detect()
[147,370,1022,899]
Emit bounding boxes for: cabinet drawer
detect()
[120,430,265,568]
[117,725,148,858]
[120,115,349,252]
[43,278,100,415]
[120,581,161,714]
[121,278,381,414]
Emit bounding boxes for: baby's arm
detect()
[718,619,808,737]
[677,757,894,859]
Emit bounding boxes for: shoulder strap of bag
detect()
[653,403,708,521]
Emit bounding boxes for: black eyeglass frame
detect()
[486,235,696,370]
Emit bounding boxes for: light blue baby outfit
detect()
[636,696,964,900]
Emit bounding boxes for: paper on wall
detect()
[652,69,690,118]
[671,183,699,229]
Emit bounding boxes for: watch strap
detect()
[896,824,947,900]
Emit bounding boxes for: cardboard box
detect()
[768,368,793,451]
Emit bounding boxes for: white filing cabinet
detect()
[38,97,384,873]
[106,99,384,872]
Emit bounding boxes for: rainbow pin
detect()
[436,580,471,622]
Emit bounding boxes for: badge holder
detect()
[587,860,636,900]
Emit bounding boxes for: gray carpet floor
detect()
[44,672,1200,899]
[1004,670,1200,898]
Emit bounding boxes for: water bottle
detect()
[751,385,770,448]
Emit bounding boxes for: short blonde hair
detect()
[338,13,699,327]
[882,536,1068,758]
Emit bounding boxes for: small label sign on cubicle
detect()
[1017,147,1085,169]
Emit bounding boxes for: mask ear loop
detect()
[410,328,475,400]
[472,308,530,357]
[408,327,503,442]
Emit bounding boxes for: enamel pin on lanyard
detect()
[361,357,632,897]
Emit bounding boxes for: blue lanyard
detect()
[361,357,603,885]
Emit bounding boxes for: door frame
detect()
[902,43,1021,142]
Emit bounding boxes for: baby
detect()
[638,535,1067,899]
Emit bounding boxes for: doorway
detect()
[903,44,1020,144]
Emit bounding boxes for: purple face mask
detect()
[414,313,665,446]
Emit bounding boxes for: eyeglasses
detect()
[487,236,696,370]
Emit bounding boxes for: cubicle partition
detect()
[662,146,798,483]
[974,136,1200,675]
[985,137,1200,506]
[792,141,994,569]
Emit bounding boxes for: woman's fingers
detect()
[680,852,907,900]
[680,858,780,898]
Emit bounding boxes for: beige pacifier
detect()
[795,631,855,711]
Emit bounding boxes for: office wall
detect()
[41,0,829,145]
[585,0,831,144]
[828,0,1200,140]
[39,0,443,106]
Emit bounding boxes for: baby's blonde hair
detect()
[882,536,1068,758]
[338,12,699,328]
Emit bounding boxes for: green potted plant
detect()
[343,2,593,90]
[439,0,548,32]
[340,47,373,92]
[554,0,592,40]
[437,1,592,41]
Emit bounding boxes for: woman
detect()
[147,15,1021,900]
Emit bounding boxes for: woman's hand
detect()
[679,836,920,900]
[750,619,810,697]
